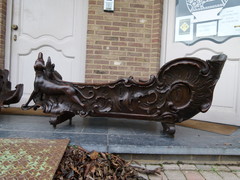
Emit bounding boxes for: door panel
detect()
[10,0,88,106]
[22,0,74,40]
[161,0,240,125]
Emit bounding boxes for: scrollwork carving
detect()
[0,69,23,109]
[22,53,227,135]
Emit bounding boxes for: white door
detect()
[161,0,240,126]
[7,0,88,106]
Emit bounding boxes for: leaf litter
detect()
[53,145,161,180]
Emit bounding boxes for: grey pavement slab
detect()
[182,171,205,180]
[179,164,198,171]
[199,171,223,180]
[218,171,240,180]
[164,170,186,180]
[0,114,240,155]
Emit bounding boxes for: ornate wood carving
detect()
[22,52,227,135]
[0,69,23,109]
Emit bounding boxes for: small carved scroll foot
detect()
[49,118,58,128]
[49,111,75,128]
[161,123,176,135]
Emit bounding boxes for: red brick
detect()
[96,21,112,25]
[121,8,136,13]
[112,22,128,27]
[129,23,144,28]
[111,42,127,46]
[128,42,143,47]
[96,31,111,35]
[119,57,135,61]
[85,0,163,83]
[129,14,145,18]
[104,36,119,41]
[110,71,126,76]
[95,41,110,45]
[127,52,142,57]
[112,32,127,36]
[104,26,120,31]
[119,47,135,51]
[114,12,128,17]
[94,60,109,65]
[128,33,144,37]
[119,37,135,42]
[121,17,136,23]
[130,4,145,8]
[95,50,109,55]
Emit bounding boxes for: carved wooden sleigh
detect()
[22,52,226,135]
[0,69,23,109]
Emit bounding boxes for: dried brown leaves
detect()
[53,145,161,180]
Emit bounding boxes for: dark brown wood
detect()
[0,69,23,109]
[22,52,226,135]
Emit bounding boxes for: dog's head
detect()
[34,52,45,72]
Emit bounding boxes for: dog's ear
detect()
[46,57,55,71]
[38,52,43,59]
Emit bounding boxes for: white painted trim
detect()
[78,0,89,83]
[160,0,169,67]
[4,0,13,71]
[5,0,89,82]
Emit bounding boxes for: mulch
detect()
[53,145,162,180]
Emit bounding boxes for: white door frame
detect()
[4,0,13,71]
[5,0,89,81]
[160,0,169,66]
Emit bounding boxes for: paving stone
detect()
[227,166,240,171]
[1,115,240,159]
[196,164,213,171]
[179,164,198,171]
[162,164,180,170]
[131,163,146,168]
[148,174,163,180]
[218,171,240,180]
[182,170,205,180]
[212,165,231,172]
[164,170,186,180]
[235,172,240,178]
[146,164,162,170]
[199,171,223,180]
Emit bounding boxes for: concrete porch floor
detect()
[0,114,240,164]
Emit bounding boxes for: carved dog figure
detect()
[22,52,226,135]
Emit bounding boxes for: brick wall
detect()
[0,0,6,69]
[0,0,163,80]
[86,0,163,83]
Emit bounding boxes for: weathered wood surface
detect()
[22,52,226,135]
[0,69,23,109]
